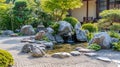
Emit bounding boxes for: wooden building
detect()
[71,0,120,22]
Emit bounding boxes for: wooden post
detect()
[86,0,89,22]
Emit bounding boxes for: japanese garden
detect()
[0,0,120,67]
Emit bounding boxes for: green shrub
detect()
[108,31,120,39]
[87,33,94,41]
[100,9,120,22]
[82,23,98,32]
[110,23,120,31]
[112,42,120,51]
[87,43,101,51]
[51,22,60,35]
[0,49,14,67]
[63,17,79,27]
[97,19,111,31]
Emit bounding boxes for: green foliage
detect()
[108,31,120,39]
[87,33,94,41]
[42,35,50,42]
[41,0,83,21]
[82,23,98,33]
[110,23,120,31]
[88,43,101,51]
[0,49,14,67]
[51,22,60,35]
[0,1,13,30]
[63,17,79,27]
[13,0,30,25]
[97,19,111,31]
[112,42,120,51]
[100,9,120,22]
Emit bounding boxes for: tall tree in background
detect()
[0,0,13,30]
[41,0,83,21]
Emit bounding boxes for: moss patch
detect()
[47,43,88,54]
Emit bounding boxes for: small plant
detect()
[108,31,120,39]
[87,33,94,41]
[87,43,101,51]
[63,17,79,27]
[0,49,14,67]
[42,35,50,42]
[82,23,98,33]
[112,42,120,51]
[51,22,60,35]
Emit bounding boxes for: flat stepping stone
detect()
[70,51,81,56]
[78,48,95,53]
[21,38,36,43]
[112,60,120,64]
[52,52,71,58]
[84,53,98,57]
[10,34,18,37]
[96,57,111,62]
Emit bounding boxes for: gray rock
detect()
[46,27,56,42]
[10,33,18,37]
[84,53,97,57]
[76,47,94,53]
[89,32,112,49]
[36,25,46,32]
[35,30,46,40]
[36,41,54,50]
[21,38,35,43]
[75,23,87,41]
[111,38,119,43]
[70,51,81,56]
[2,30,14,36]
[31,45,46,57]
[58,21,73,35]
[96,57,111,62]
[21,43,33,53]
[21,25,35,35]
[52,52,71,58]
[21,43,46,53]
[43,42,54,50]
[54,35,64,43]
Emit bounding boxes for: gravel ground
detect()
[0,36,118,67]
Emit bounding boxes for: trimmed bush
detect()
[0,49,14,67]
[63,17,79,27]
[108,31,120,39]
[112,42,120,51]
[110,23,120,31]
[87,43,101,51]
[82,23,98,33]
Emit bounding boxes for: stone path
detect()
[0,37,118,67]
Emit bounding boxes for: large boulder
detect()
[58,21,73,35]
[45,27,56,42]
[35,30,46,40]
[54,35,64,43]
[89,32,112,49]
[21,43,33,53]
[21,25,35,35]
[31,45,46,57]
[21,43,46,57]
[2,30,14,36]
[75,23,87,41]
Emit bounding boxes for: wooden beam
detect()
[86,0,89,22]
